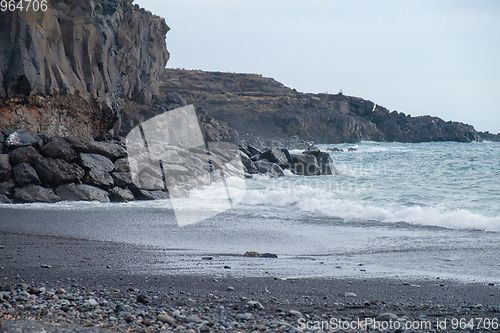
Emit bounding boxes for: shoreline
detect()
[1,231,499,332]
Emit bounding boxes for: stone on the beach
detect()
[83,168,114,188]
[137,294,149,304]
[247,301,264,310]
[40,137,77,162]
[34,157,84,185]
[261,253,278,258]
[141,318,152,326]
[376,312,398,321]
[5,128,43,150]
[236,313,252,320]
[13,185,61,203]
[0,194,12,203]
[8,146,43,166]
[56,184,110,202]
[0,154,12,182]
[253,160,285,177]
[244,251,261,257]
[157,314,175,324]
[260,148,289,165]
[79,153,115,172]
[108,187,135,202]
[13,163,40,186]
[172,310,180,317]
[0,181,14,196]
[344,292,358,297]
[134,189,169,200]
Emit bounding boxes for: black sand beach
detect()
[1,231,499,332]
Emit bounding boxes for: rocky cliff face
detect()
[161,69,483,147]
[0,0,169,138]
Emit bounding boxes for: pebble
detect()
[236,313,252,320]
[377,312,398,321]
[227,286,235,291]
[87,298,98,306]
[157,314,175,324]
[289,310,302,316]
[344,292,358,297]
[172,309,180,317]
[247,300,264,310]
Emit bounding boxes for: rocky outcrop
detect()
[0,0,169,138]
[160,69,485,147]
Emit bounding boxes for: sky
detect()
[134,0,500,134]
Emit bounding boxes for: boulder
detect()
[0,154,12,182]
[64,136,90,152]
[40,137,77,162]
[83,169,114,189]
[13,185,61,203]
[8,146,43,166]
[134,189,169,200]
[34,158,85,185]
[111,172,140,190]
[316,152,340,175]
[79,153,115,172]
[0,194,12,203]
[260,148,288,165]
[108,187,135,202]
[55,184,110,203]
[114,157,138,173]
[138,172,165,190]
[238,145,252,157]
[83,142,127,161]
[239,151,257,174]
[253,160,285,177]
[5,129,43,150]
[290,154,321,176]
[13,163,41,186]
[0,143,3,154]
[0,181,15,196]
[247,145,262,157]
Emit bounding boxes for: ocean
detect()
[1,141,499,283]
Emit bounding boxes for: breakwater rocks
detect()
[161,69,486,146]
[0,128,338,204]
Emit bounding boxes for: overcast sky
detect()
[134,0,500,134]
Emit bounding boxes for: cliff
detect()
[161,69,483,147]
[0,0,169,138]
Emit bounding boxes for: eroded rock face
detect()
[0,0,169,106]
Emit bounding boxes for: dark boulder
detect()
[5,129,43,150]
[55,184,110,203]
[253,160,285,177]
[34,158,85,185]
[0,180,15,196]
[83,169,114,189]
[239,151,257,174]
[260,148,288,165]
[111,172,140,190]
[247,145,262,157]
[0,194,12,203]
[8,146,43,166]
[0,154,12,182]
[64,136,90,152]
[290,154,321,176]
[238,145,252,157]
[134,189,169,200]
[13,163,41,186]
[40,137,77,162]
[79,153,115,172]
[316,152,340,175]
[83,142,127,161]
[13,185,61,203]
[114,157,137,173]
[108,187,135,202]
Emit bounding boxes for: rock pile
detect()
[238,144,339,177]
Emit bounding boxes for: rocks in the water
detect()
[0,181,15,196]
[40,137,77,162]
[5,129,43,150]
[134,189,169,200]
[244,251,262,258]
[111,172,140,190]
[13,163,40,186]
[260,148,288,165]
[34,158,84,185]
[108,187,135,202]
[0,154,12,182]
[254,161,285,177]
[239,151,257,174]
[13,185,61,203]
[316,152,340,175]
[55,184,110,203]
[8,146,43,166]
[289,154,321,176]
[0,194,12,203]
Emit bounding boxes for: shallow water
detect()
[1,141,499,282]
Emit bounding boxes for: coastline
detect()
[1,231,499,332]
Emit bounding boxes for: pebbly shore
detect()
[0,232,499,333]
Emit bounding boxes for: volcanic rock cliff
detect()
[161,69,485,147]
[0,0,169,138]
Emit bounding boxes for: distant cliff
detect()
[161,69,486,147]
[0,0,169,138]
